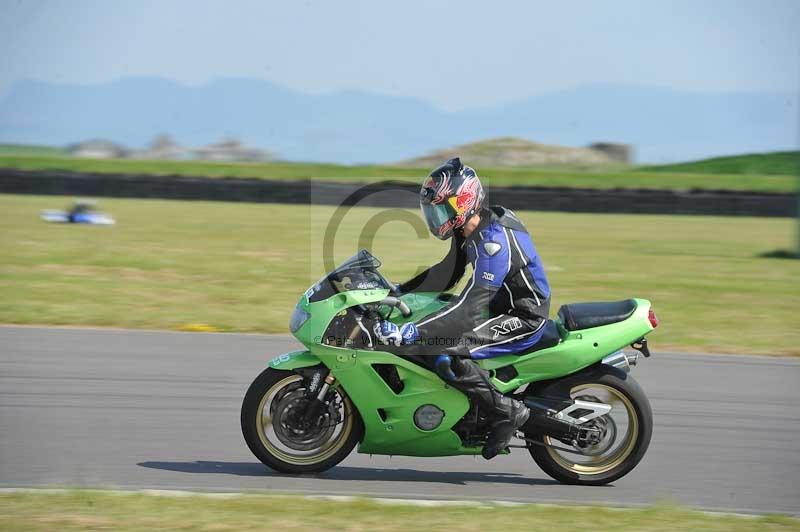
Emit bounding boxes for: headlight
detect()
[289,307,311,333]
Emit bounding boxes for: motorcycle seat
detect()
[557,299,637,331]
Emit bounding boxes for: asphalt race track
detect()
[1,326,798,514]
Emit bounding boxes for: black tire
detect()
[241,367,364,474]
[527,366,652,486]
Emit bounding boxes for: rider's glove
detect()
[374,320,403,346]
[373,321,419,346]
[399,322,419,344]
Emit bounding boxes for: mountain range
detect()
[0,77,796,164]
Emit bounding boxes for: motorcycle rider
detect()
[67,200,93,223]
[373,157,551,459]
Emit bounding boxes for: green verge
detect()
[1,194,799,354]
[1,492,797,532]
[0,154,795,192]
[0,144,67,157]
[643,151,800,176]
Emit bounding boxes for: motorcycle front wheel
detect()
[526,367,652,486]
[241,368,363,474]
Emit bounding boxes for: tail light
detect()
[648,309,659,328]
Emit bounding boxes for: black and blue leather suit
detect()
[401,205,551,361]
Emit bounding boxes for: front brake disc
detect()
[273,389,336,451]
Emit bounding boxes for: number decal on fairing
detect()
[269,353,292,367]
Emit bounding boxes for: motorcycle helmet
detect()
[419,157,485,240]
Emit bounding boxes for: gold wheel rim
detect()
[545,383,639,475]
[255,375,354,466]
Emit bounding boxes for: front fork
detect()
[296,365,336,422]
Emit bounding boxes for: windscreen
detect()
[332,249,382,273]
[307,249,389,302]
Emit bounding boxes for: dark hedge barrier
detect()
[0,169,794,217]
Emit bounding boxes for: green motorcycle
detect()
[242,250,657,485]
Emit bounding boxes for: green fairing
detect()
[275,286,654,457]
[328,349,476,456]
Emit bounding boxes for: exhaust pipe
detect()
[602,351,639,373]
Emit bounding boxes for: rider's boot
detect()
[481,394,530,460]
[436,356,530,460]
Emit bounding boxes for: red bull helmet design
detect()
[420,157,485,240]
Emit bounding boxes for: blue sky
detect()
[1,0,798,111]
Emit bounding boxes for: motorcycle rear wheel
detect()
[526,367,652,486]
[241,368,363,474]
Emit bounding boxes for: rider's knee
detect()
[434,354,457,381]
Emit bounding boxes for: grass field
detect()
[645,151,800,176]
[0,153,796,192]
[0,144,66,157]
[2,194,798,354]
[1,491,797,531]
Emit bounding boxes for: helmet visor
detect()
[421,201,455,239]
